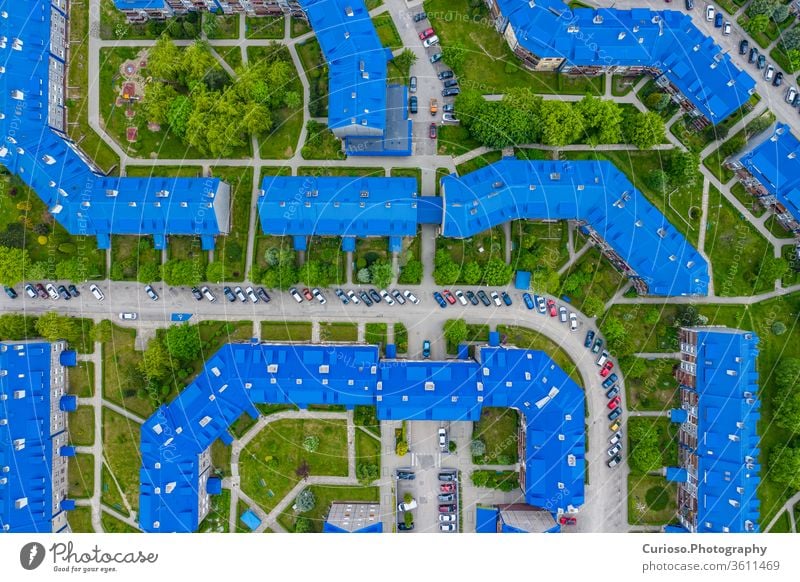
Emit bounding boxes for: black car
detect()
[773,72,784,87]
[397,471,416,480]
[409,95,418,114]
[223,286,236,302]
[739,39,749,55]
[442,87,460,97]
[438,493,455,502]
[430,52,443,64]
[749,47,758,64]
[501,291,512,306]
[685,0,693,9]
[476,290,491,306]
[57,285,71,300]
[67,284,80,298]
[443,103,454,113]
[413,11,426,22]
[369,289,381,303]
[608,408,622,421]
[191,287,203,301]
[438,70,454,80]
[4,286,17,299]
[335,288,349,304]
[359,290,373,306]
[757,54,766,69]
[465,290,479,305]
[584,330,595,348]
[439,472,457,481]
[257,287,271,303]
[397,522,415,531]
[443,79,459,88]
[391,289,406,304]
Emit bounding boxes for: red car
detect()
[302,287,314,301]
[440,483,455,493]
[600,360,614,377]
[607,396,621,410]
[547,298,557,317]
[558,516,577,525]
[419,27,435,40]
[443,289,456,304]
[429,123,437,139]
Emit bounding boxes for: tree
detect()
[675,304,702,327]
[181,41,218,87]
[205,261,229,283]
[768,446,800,489]
[147,35,183,82]
[141,82,178,125]
[667,151,701,187]
[433,260,460,286]
[92,319,114,343]
[164,323,202,361]
[356,267,371,283]
[772,3,790,23]
[302,435,320,453]
[398,259,423,284]
[644,308,661,326]
[645,92,670,111]
[581,296,606,318]
[471,471,490,487]
[628,421,663,473]
[34,312,85,345]
[0,246,30,285]
[745,13,770,36]
[167,95,193,137]
[295,488,316,513]
[137,262,161,284]
[759,256,789,284]
[357,463,379,485]
[162,259,204,286]
[391,48,418,78]
[396,440,408,456]
[461,261,482,285]
[261,263,298,289]
[25,261,49,281]
[202,13,219,37]
[482,258,513,286]
[293,517,312,533]
[444,319,468,346]
[369,261,394,289]
[575,95,623,144]
[620,355,648,379]
[539,100,584,146]
[0,224,25,248]
[772,321,787,336]
[773,358,800,433]
[403,492,413,504]
[602,316,629,354]
[54,258,86,282]
[403,511,413,528]
[625,111,665,149]
[470,440,486,458]
[441,42,467,73]
[0,313,37,340]
[645,170,669,192]
[749,0,778,16]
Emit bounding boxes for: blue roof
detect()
[258,176,419,240]
[494,0,754,124]
[442,159,708,296]
[0,341,71,533]
[138,342,585,532]
[239,509,261,531]
[738,124,800,223]
[113,0,166,9]
[322,521,383,533]
[672,328,761,533]
[515,270,531,290]
[0,1,230,251]
[475,507,499,533]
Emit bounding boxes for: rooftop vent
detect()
[567,25,579,34]
[10,89,23,100]
[41,154,56,165]
[657,227,666,238]
[11,38,23,50]
[359,60,365,71]
[633,26,639,33]
[345,6,354,17]
[593,14,603,25]
[155,189,169,197]
[344,30,350,39]
[360,190,369,198]
[617,32,626,41]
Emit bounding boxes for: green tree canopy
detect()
[539,100,585,146]
[164,323,202,361]
[443,319,468,346]
[625,111,665,149]
[369,261,394,289]
[0,246,30,286]
[768,446,800,489]
[162,259,205,286]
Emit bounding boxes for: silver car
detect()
[608,443,622,457]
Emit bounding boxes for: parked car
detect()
[547,298,557,317]
[454,289,467,305]
[749,47,758,64]
[705,5,714,21]
[368,289,382,303]
[201,286,217,302]
[592,338,603,354]
[477,290,491,306]
[584,330,595,348]
[535,294,546,314]
[559,516,577,525]
[523,293,535,310]
[289,287,303,303]
[714,13,723,28]
[609,431,623,445]
[67,284,80,298]
[600,360,615,377]
[439,513,456,522]
[608,407,622,421]
[440,483,455,493]
[334,288,349,304]
[347,290,360,304]
[302,287,314,301]
[501,291,512,306]
[602,374,619,389]
[596,351,609,367]
[429,123,437,139]
[438,504,457,513]
[409,96,418,114]
[430,52,443,63]
[403,290,420,305]
[397,522,414,531]
[89,284,105,301]
[257,287,271,303]
[413,11,427,22]
[442,113,459,124]
[443,78,459,89]
[35,283,48,299]
[443,289,456,304]
[757,54,767,69]
[438,472,456,481]
[609,420,621,432]
[773,71,784,87]
[443,103,454,113]
[433,291,447,308]
[466,290,479,305]
[409,76,417,93]
[606,385,620,399]
[397,471,416,480]
[191,287,203,301]
[723,21,731,35]
[312,288,326,304]
[24,284,37,298]
[144,284,159,301]
[423,35,439,48]
[245,286,258,303]
[4,286,17,299]
[786,86,798,105]
[490,291,502,306]
[607,396,621,410]
[379,289,395,305]
[119,312,137,321]
[440,523,457,532]
[223,286,236,302]
[392,289,406,305]
[359,290,373,306]
[765,65,776,82]
[438,428,447,451]
[438,70,454,80]
[234,286,247,302]
[739,39,749,55]
[423,340,431,358]
[608,454,622,468]
[569,312,578,331]
[685,0,694,9]
[398,499,418,512]
[45,283,59,300]
[442,87,460,97]
[558,306,568,323]
[608,443,622,457]
[57,285,71,300]
[418,27,434,40]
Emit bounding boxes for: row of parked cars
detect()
[584,330,624,467]
[289,287,420,306]
[9,282,106,301]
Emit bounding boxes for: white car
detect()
[705,5,714,21]
[454,290,467,306]
[24,284,37,299]
[45,283,59,300]
[89,284,105,301]
[397,499,418,512]
[379,289,395,305]
[119,312,138,321]
[490,291,502,306]
[289,287,303,303]
[312,288,326,304]
[723,21,731,35]
[439,513,456,522]
[559,306,568,323]
[440,523,456,532]
[144,284,159,301]
[234,286,247,302]
[609,431,623,446]
[608,455,621,468]
[608,443,622,457]
[403,290,420,305]
[201,286,216,302]
[245,286,258,303]
[786,86,798,104]
[346,289,360,304]
[569,312,578,331]
[442,113,459,124]
[438,428,447,451]
[422,35,439,48]
[535,295,546,314]
[764,65,775,82]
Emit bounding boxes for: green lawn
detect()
[253,235,296,275]
[101,513,140,533]
[204,14,240,40]
[391,168,423,193]
[215,46,243,71]
[558,246,627,311]
[621,357,680,411]
[70,406,95,446]
[510,220,570,272]
[199,488,232,533]
[782,245,800,287]
[245,16,285,39]
[455,151,504,176]
[764,214,793,238]
[706,185,774,297]
[769,511,792,533]
[102,409,142,513]
[102,324,153,418]
[101,464,127,515]
[437,124,482,157]
[365,323,388,347]
[109,236,162,282]
[353,237,389,281]
[296,39,328,117]
[731,182,767,217]
[240,419,349,514]
[261,321,313,341]
[305,236,349,284]
[69,361,95,397]
[211,439,232,476]
[436,167,451,196]
[611,75,640,97]
[356,430,381,469]
[497,325,581,385]
[395,322,409,354]
[68,507,94,533]
[372,13,402,50]
[472,408,519,464]
[278,485,379,533]
[68,454,95,499]
[301,121,346,160]
[211,167,253,281]
[320,322,359,342]
[297,166,384,178]
[100,0,199,41]
[628,475,678,526]
[638,79,680,120]
[355,406,381,437]
[167,236,208,267]
[125,165,202,178]
[291,17,312,38]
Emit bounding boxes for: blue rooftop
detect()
[1,340,74,533]
[494,0,755,124]
[239,509,261,531]
[258,175,419,243]
[113,0,166,9]
[0,0,231,251]
[139,342,585,532]
[441,158,708,296]
[670,328,761,533]
[737,123,800,226]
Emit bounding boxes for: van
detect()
[397,499,418,512]
[596,351,609,367]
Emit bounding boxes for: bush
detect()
[448,441,457,453]
[293,516,312,533]
[396,440,408,456]
[302,435,319,453]
[295,488,316,512]
[470,440,486,457]
[357,463,379,485]
[403,512,413,527]
[645,486,669,511]
[403,492,413,504]
[772,321,787,336]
